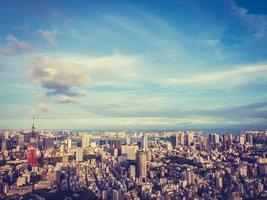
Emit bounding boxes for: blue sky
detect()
[0,0,267,130]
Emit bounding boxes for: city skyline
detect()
[1,0,267,129]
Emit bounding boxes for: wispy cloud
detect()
[30,103,49,115]
[104,14,188,62]
[162,64,267,88]
[55,95,77,104]
[38,29,58,44]
[0,34,32,56]
[201,39,220,47]
[229,1,267,40]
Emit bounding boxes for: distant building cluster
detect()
[0,122,266,199]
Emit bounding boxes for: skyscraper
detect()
[186,168,195,185]
[67,138,72,149]
[129,165,136,178]
[223,134,232,151]
[112,189,121,200]
[1,139,6,152]
[180,132,185,146]
[137,151,147,178]
[18,132,24,147]
[170,135,178,148]
[245,133,253,145]
[142,132,148,152]
[185,132,194,146]
[200,136,208,151]
[82,135,90,149]
[125,134,131,145]
[44,137,54,150]
[239,134,245,145]
[76,148,83,162]
[59,145,65,157]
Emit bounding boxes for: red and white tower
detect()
[27,116,38,166]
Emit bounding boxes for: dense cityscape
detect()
[1,0,267,200]
[0,118,266,200]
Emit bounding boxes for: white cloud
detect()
[42,53,141,87]
[38,29,58,44]
[203,39,220,47]
[0,34,32,56]
[27,53,142,103]
[162,64,267,87]
[28,56,89,97]
[55,95,77,103]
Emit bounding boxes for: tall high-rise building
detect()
[121,144,138,160]
[239,164,248,176]
[185,132,194,146]
[127,145,138,160]
[125,134,131,145]
[67,138,72,149]
[170,135,178,148]
[129,165,136,178]
[108,139,121,149]
[239,134,245,145]
[59,145,65,156]
[215,177,223,188]
[223,134,232,151]
[44,137,54,150]
[186,168,195,185]
[1,139,7,152]
[18,132,24,147]
[3,131,9,140]
[245,133,253,145]
[76,148,83,162]
[142,132,148,152]
[24,132,31,144]
[62,155,69,166]
[214,134,220,144]
[82,135,90,149]
[180,132,185,146]
[112,189,121,200]
[209,133,220,147]
[137,151,147,178]
[200,136,208,151]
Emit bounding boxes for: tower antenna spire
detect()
[32,115,35,134]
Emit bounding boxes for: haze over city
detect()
[0,0,267,130]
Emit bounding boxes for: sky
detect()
[0,0,267,130]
